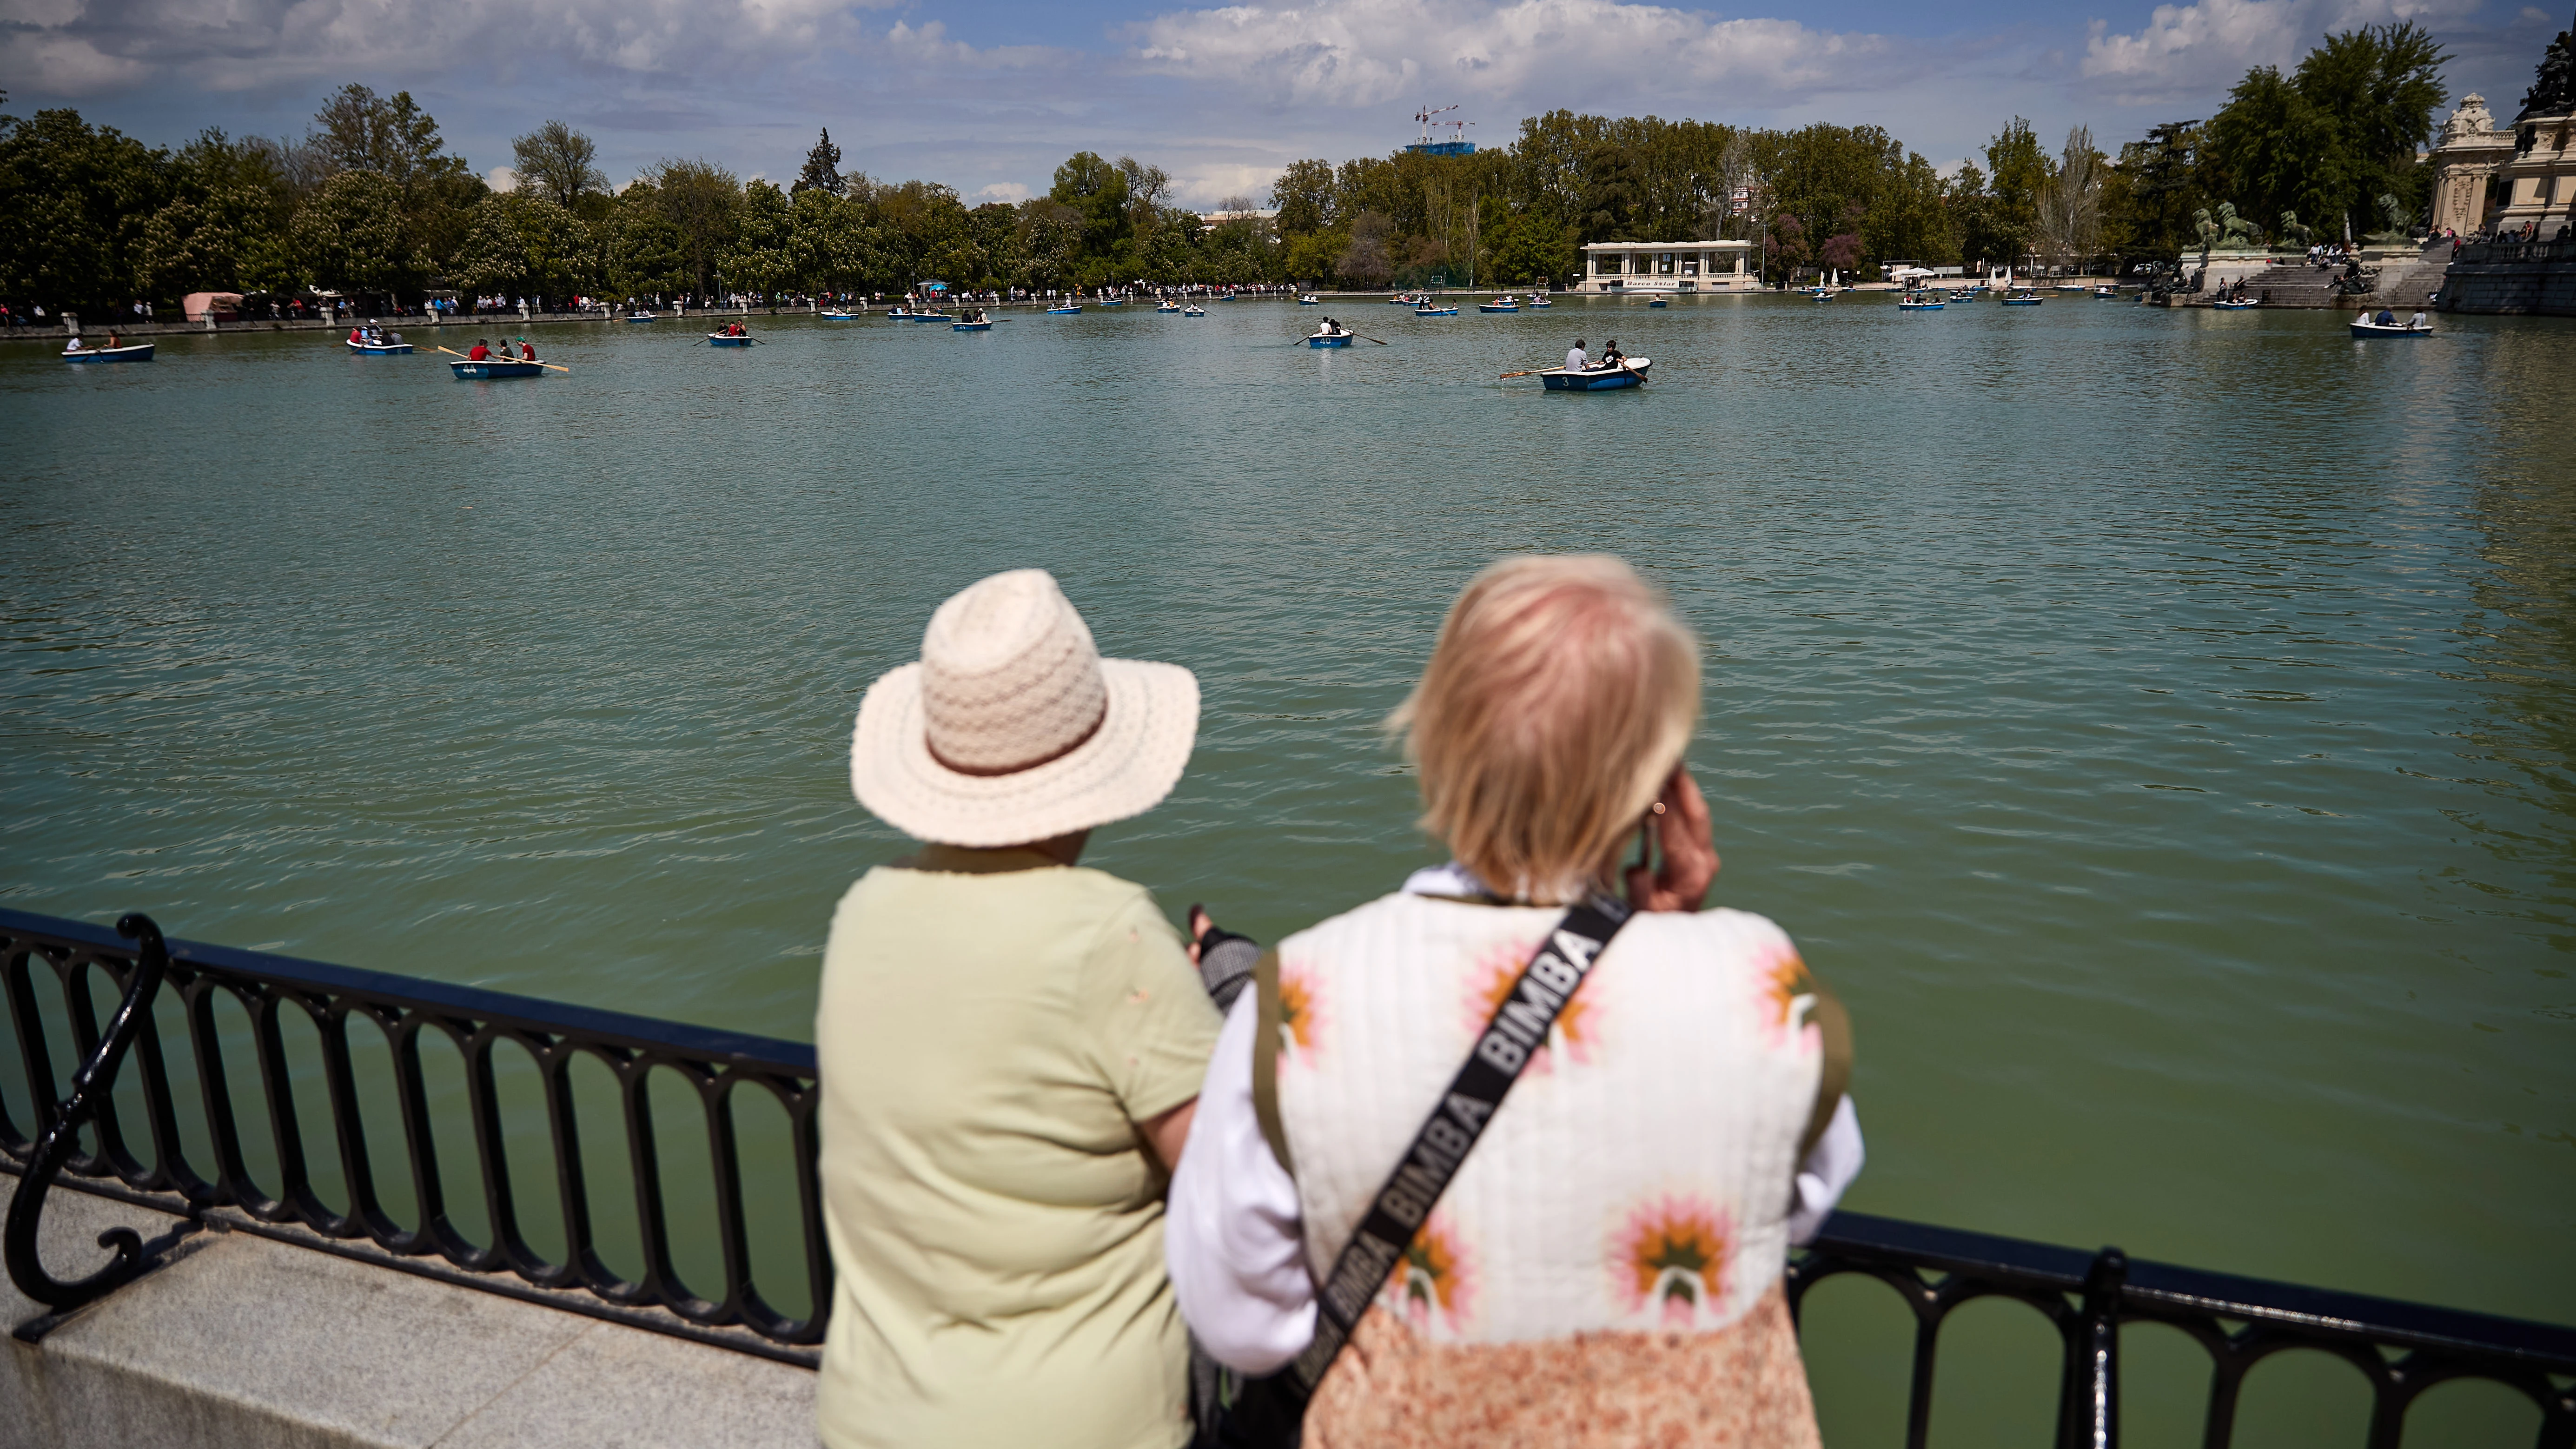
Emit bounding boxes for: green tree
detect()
[608,203,689,297]
[456,190,589,300]
[1049,151,1133,280]
[511,121,606,212]
[2205,24,2446,238]
[1272,159,1335,237]
[795,128,844,196]
[2106,122,2207,265]
[638,158,742,297]
[292,170,420,296]
[1982,118,2053,267]
[142,128,297,296]
[0,109,166,311]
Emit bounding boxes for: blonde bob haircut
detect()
[1391,555,1701,904]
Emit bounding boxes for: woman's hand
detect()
[1185,905,1215,966]
[1625,766,1718,913]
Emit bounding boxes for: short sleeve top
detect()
[814,846,1223,1449]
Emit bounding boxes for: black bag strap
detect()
[1282,890,1635,1398]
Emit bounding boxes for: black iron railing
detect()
[0,907,825,1364]
[1791,1212,2576,1449]
[5,905,2571,1442]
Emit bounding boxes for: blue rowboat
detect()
[1647,298,1668,308]
[1182,305,1206,316]
[1099,298,1126,307]
[2210,299,2257,311]
[2001,291,2044,306]
[62,341,154,363]
[1895,296,1944,311]
[707,332,755,346]
[2350,318,2430,338]
[819,311,860,320]
[1535,357,1650,390]
[347,338,414,353]
[1298,295,1321,305]
[1307,332,1353,347]
[1046,304,1082,315]
[952,319,993,331]
[1156,302,1181,313]
[1477,301,1518,313]
[450,358,545,378]
[1415,305,1459,317]
[1530,297,1552,308]
[625,313,656,322]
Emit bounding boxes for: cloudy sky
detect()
[3,0,2564,205]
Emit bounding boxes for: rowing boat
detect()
[1156,302,1182,313]
[1534,358,1650,390]
[450,358,545,378]
[1182,305,1206,316]
[2210,298,2258,311]
[2000,291,2044,306]
[62,341,155,363]
[1478,297,1519,313]
[1646,298,1668,308]
[346,338,414,353]
[625,312,656,322]
[819,311,860,320]
[953,319,993,331]
[1415,305,1459,317]
[707,332,754,346]
[2349,318,2430,338]
[1306,331,1353,348]
[1046,304,1081,315]
[1530,297,1552,308]
[1298,295,1321,305]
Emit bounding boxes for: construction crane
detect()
[1414,103,1458,147]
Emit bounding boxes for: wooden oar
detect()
[1500,369,1543,378]
[437,345,569,372]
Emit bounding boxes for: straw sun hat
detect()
[850,569,1199,847]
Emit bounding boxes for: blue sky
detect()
[5,0,2564,206]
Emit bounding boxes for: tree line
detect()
[0,26,2450,312]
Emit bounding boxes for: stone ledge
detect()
[1,1180,817,1449]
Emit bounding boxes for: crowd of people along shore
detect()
[811,556,1861,1449]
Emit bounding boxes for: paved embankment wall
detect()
[1,1177,818,1449]
[0,310,766,345]
[2438,255,2576,315]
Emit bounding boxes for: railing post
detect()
[4,915,174,1313]
[2061,1245,2126,1449]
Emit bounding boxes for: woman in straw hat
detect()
[1165,555,1863,1448]
[816,569,1224,1449]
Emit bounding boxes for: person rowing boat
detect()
[1565,337,1589,371]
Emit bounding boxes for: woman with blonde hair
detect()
[1167,555,1862,1447]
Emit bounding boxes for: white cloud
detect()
[486,164,520,190]
[2080,0,2483,102]
[0,0,897,99]
[976,180,1031,202]
[1131,0,1889,110]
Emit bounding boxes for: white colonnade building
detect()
[1575,239,1755,293]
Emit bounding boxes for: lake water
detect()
[5,296,2570,1442]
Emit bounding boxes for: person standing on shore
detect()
[815,568,1222,1449]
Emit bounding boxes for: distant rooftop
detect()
[1199,208,1278,226]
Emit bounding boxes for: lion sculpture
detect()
[2277,211,2313,247]
[2215,202,2264,248]
[2193,207,2223,252]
